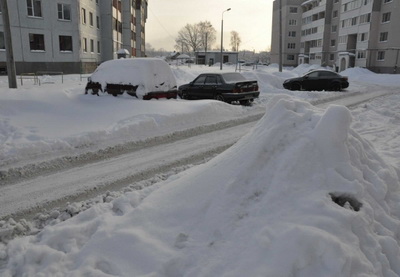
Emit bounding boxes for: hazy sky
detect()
[146,0,273,53]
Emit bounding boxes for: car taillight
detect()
[254,84,259,91]
[233,87,241,93]
[343,76,348,81]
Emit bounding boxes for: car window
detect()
[307,72,320,78]
[205,76,218,84]
[322,71,339,77]
[222,73,246,83]
[193,76,206,85]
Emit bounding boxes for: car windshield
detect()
[222,73,247,83]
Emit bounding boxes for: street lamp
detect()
[220,8,231,70]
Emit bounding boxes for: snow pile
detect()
[342,67,400,87]
[3,96,400,276]
[89,58,177,97]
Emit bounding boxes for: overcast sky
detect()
[146,0,273,53]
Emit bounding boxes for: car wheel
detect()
[240,100,250,106]
[180,91,188,99]
[330,83,341,91]
[215,94,225,102]
[291,83,301,91]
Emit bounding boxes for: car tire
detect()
[240,100,250,106]
[291,83,301,91]
[180,91,189,100]
[330,83,341,91]
[215,94,225,102]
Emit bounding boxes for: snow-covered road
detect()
[0,89,394,220]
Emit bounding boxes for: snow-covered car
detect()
[85,58,178,100]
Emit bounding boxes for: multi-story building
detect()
[0,0,148,74]
[271,0,400,74]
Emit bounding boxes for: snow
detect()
[1,63,400,276]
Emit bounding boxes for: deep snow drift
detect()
[2,95,400,276]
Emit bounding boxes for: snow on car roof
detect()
[89,58,177,97]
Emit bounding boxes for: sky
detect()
[146,0,273,53]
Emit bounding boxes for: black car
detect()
[178,72,260,105]
[283,70,349,91]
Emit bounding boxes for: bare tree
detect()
[175,23,202,54]
[198,21,216,52]
[175,22,216,54]
[230,31,242,52]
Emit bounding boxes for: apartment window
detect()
[81,8,86,24]
[377,51,385,61]
[288,19,297,26]
[359,32,369,41]
[351,17,358,25]
[288,31,296,37]
[331,25,337,33]
[333,10,338,18]
[382,12,391,23]
[289,7,298,13]
[339,35,348,44]
[383,0,392,3]
[27,0,42,17]
[29,33,45,51]
[59,35,72,51]
[90,39,94,53]
[330,54,335,60]
[357,51,366,59]
[287,55,295,61]
[57,4,71,20]
[0,32,5,50]
[379,32,388,42]
[83,38,87,52]
[359,13,371,24]
[97,41,101,53]
[287,43,296,49]
[334,0,339,3]
[96,16,100,29]
[89,12,94,26]
[330,40,336,47]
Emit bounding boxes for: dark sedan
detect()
[283,70,349,91]
[178,73,260,105]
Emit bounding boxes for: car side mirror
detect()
[303,75,309,79]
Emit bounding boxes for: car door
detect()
[202,75,218,99]
[189,75,207,99]
[302,71,322,91]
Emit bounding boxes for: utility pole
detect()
[279,0,283,72]
[0,0,17,88]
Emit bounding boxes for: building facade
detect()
[271,0,400,73]
[0,0,148,74]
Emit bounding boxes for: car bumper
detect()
[222,91,260,102]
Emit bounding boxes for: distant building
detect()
[0,0,148,74]
[195,51,239,66]
[271,0,400,73]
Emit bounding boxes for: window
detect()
[194,76,206,85]
[377,51,385,61]
[29,33,45,51]
[331,25,337,33]
[351,17,358,25]
[89,12,94,26]
[339,35,347,44]
[287,55,295,61]
[330,54,335,60]
[59,35,72,51]
[359,32,369,41]
[27,0,42,17]
[90,39,94,52]
[334,0,339,3]
[357,50,366,59]
[97,41,101,53]
[83,38,87,52]
[288,31,296,37]
[81,8,86,24]
[205,76,218,84]
[333,10,338,18]
[0,32,5,50]
[379,32,388,42]
[330,40,336,47]
[383,0,392,3]
[289,7,298,13]
[96,16,100,29]
[382,12,391,23]
[57,4,71,20]
[288,19,297,26]
[287,43,296,49]
[359,13,371,24]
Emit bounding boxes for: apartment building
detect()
[0,0,148,74]
[271,0,400,74]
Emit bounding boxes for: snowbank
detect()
[3,96,400,276]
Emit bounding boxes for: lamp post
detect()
[220,8,231,70]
